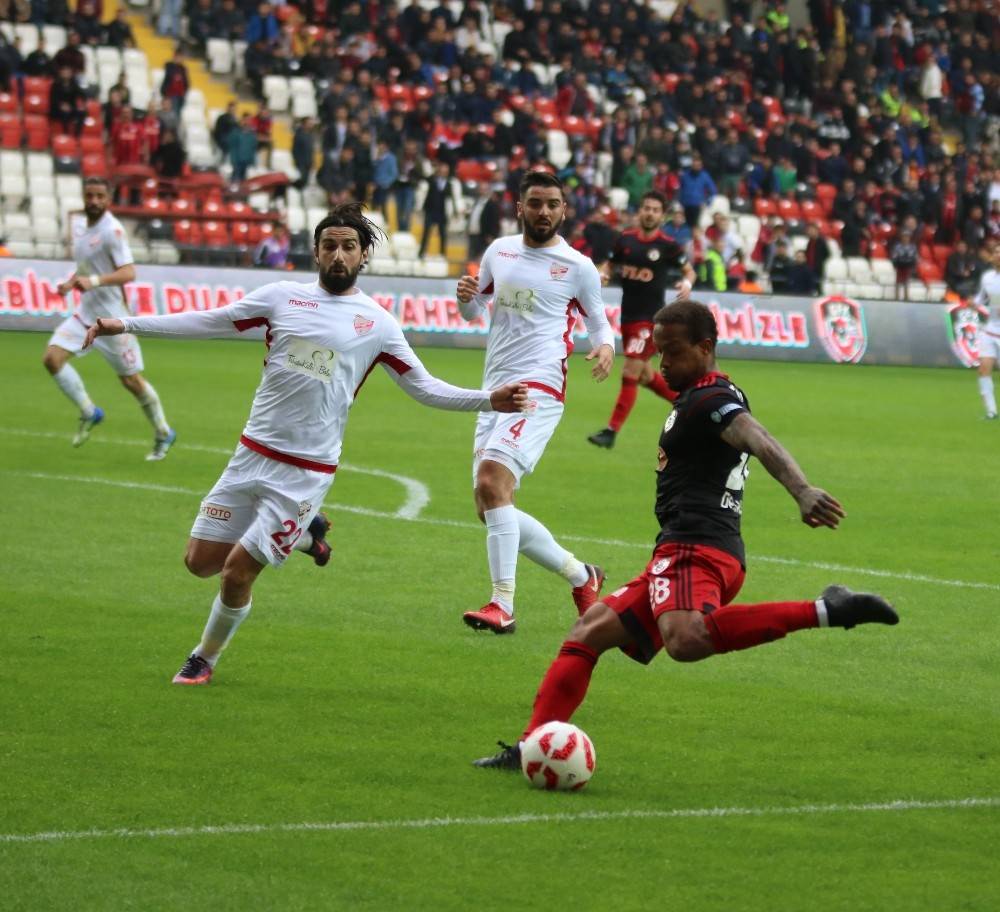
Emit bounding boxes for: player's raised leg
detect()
[43,340,104,447]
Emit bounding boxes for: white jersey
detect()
[975,269,1000,336]
[460,235,615,401]
[71,211,135,322]
[122,280,492,470]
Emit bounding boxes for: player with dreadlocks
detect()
[85,203,530,685]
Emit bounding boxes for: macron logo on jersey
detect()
[289,298,319,309]
[498,251,519,259]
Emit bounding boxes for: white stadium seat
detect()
[1,174,28,211]
[14,23,38,55]
[845,256,872,282]
[391,231,419,259]
[870,259,896,285]
[28,174,55,198]
[207,39,234,74]
[3,212,32,240]
[607,187,629,211]
[823,258,847,280]
[263,76,290,112]
[8,239,36,257]
[25,153,54,176]
[33,217,62,243]
[0,150,24,175]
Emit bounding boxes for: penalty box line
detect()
[6,465,1000,594]
[1,797,998,846]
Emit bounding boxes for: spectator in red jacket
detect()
[160,48,189,114]
[112,105,144,166]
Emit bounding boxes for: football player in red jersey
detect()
[476,299,898,770]
[588,190,696,449]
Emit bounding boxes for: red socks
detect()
[646,371,678,402]
[702,601,818,653]
[522,641,598,740]
[608,376,639,432]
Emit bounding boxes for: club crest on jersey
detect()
[550,262,569,280]
[647,248,661,261]
[946,301,987,367]
[663,411,678,433]
[353,314,375,335]
[297,501,312,521]
[814,295,867,364]
[650,557,671,575]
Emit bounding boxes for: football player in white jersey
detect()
[456,170,616,635]
[973,242,1000,419]
[85,204,528,685]
[44,177,176,459]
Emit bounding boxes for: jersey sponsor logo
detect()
[946,301,987,368]
[619,264,655,282]
[200,503,232,521]
[285,337,337,382]
[550,262,569,280]
[814,296,868,364]
[494,284,535,316]
[353,314,375,335]
[289,298,319,309]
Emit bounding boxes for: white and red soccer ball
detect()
[520,722,596,791]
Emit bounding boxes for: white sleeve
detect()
[122,285,274,339]
[459,240,497,321]
[575,260,616,350]
[107,222,134,268]
[378,321,491,411]
[973,275,990,308]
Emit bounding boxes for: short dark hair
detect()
[518,169,564,200]
[313,202,386,255]
[83,176,110,191]
[640,190,668,209]
[654,299,718,346]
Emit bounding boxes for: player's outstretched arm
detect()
[489,382,530,413]
[83,317,125,348]
[720,412,846,529]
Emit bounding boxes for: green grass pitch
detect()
[1,328,998,911]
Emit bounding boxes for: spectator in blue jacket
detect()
[246,2,280,47]
[372,140,399,220]
[679,155,717,227]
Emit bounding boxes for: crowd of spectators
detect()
[174,0,998,298]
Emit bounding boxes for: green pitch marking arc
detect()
[6,467,1000,594]
[1,797,997,845]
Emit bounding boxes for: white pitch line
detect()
[1,797,996,846]
[2,426,430,522]
[5,467,998,593]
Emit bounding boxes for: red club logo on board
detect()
[814,295,868,364]
[946,301,987,367]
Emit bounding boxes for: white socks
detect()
[485,505,519,612]
[979,376,997,417]
[53,364,94,416]
[516,509,588,586]
[136,380,171,436]
[293,531,314,552]
[194,594,251,666]
[815,597,830,628]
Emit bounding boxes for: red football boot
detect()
[571,564,605,616]
[462,602,517,634]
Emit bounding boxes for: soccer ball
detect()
[520,721,596,791]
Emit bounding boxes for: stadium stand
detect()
[0,1,996,295]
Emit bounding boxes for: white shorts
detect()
[472,394,564,488]
[49,315,144,376]
[980,332,1000,363]
[190,446,335,568]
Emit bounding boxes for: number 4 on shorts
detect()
[509,418,527,440]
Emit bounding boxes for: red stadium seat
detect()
[413,85,433,103]
[86,99,102,119]
[202,198,224,216]
[173,219,202,245]
[776,198,801,220]
[257,221,275,240]
[815,183,837,214]
[246,221,263,244]
[506,94,527,110]
[202,220,231,247]
[932,244,951,266]
[25,123,50,150]
[799,200,822,221]
[455,159,488,182]
[871,222,895,242]
[23,93,49,115]
[869,241,888,258]
[228,200,251,218]
[171,198,194,216]
[754,198,777,218]
[562,116,589,136]
[81,153,107,177]
[534,97,557,116]
[142,197,168,216]
[52,134,80,157]
[81,116,102,137]
[660,73,680,93]
[0,113,22,148]
[821,219,843,240]
[0,92,16,112]
[761,95,783,116]
[387,84,414,109]
[918,261,943,283]
[79,134,105,156]
[231,221,252,247]
[23,76,52,96]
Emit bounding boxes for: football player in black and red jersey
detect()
[588,190,696,449]
[475,299,898,770]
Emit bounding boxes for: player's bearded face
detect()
[84,187,109,221]
[639,201,664,232]
[520,189,565,244]
[315,228,365,293]
[653,322,714,391]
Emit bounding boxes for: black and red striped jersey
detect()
[609,229,687,323]
[654,372,751,565]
